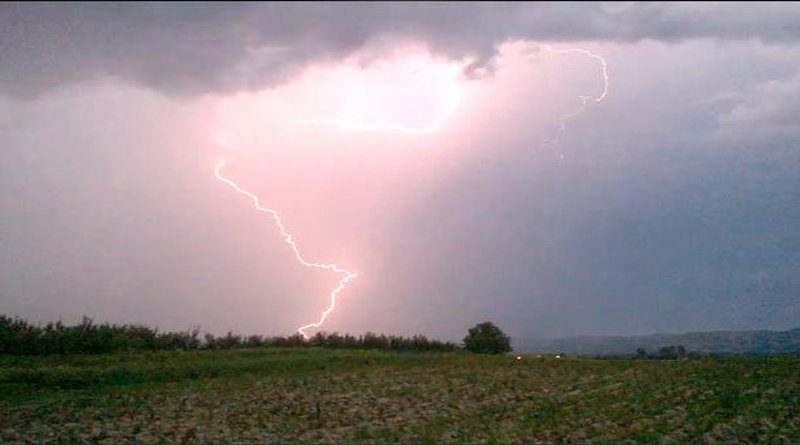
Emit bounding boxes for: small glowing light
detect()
[515,355,523,361]
[555,354,562,359]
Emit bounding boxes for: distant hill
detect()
[515,328,800,356]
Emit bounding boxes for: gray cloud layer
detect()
[2,2,799,98]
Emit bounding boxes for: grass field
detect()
[1,348,798,444]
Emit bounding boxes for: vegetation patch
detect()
[2,349,798,444]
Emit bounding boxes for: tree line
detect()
[591,345,702,360]
[0,315,460,356]
[635,345,696,359]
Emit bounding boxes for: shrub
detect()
[463,321,512,354]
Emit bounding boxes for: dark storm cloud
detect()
[2,2,799,98]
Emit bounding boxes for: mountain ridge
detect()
[515,327,800,356]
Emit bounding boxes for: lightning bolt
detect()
[290,83,463,135]
[542,45,610,106]
[213,159,358,338]
[537,44,610,147]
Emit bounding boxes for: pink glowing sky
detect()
[200,42,610,336]
[2,3,799,339]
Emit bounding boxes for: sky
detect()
[1,2,799,340]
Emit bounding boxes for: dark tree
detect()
[463,321,512,354]
[658,345,677,359]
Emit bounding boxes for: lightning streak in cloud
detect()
[542,45,610,106]
[213,159,358,338]
[291,83,463,134]
[537,44,610,146]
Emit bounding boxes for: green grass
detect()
[1,349,798,444]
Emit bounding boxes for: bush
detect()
[463,321,512,354]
